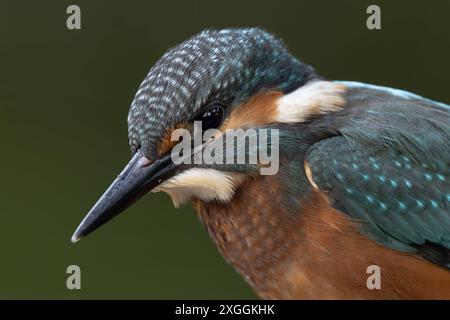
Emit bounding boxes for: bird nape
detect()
[72,28,450,299]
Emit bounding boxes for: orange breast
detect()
[194,176,450,299]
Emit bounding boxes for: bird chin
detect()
[152,168,247,208]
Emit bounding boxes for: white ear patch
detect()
[152,168,246,208]
[276,80,347,123]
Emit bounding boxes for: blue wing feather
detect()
[305,84,450,267]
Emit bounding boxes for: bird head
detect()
[72,28,346,242]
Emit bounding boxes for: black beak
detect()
[71,150,177,243]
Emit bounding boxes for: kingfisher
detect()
[72,28,450,299]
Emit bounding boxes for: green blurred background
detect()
[0,0,448,299]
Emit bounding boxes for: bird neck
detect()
[193,161,312,297]
[191,120,344,298]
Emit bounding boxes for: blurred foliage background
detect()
[0,0,448,299]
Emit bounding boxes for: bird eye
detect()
[200,105,224,131]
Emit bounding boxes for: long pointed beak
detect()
[71,150,177,243]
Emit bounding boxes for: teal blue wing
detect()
[305,93,450,268]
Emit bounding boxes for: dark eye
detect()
[200,105,224,130]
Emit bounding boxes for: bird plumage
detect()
[196,186,450,299]
[127,28,315,159]
[73,27,450,299]
[305,82,450,268]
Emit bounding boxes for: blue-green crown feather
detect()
[128,28,316,158]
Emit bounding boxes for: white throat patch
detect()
[152,168,246,208]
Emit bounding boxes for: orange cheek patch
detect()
[157,91,281,156]
[222,91,282,130]
[157,123,189,156]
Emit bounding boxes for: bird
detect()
[71,28,450,299]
